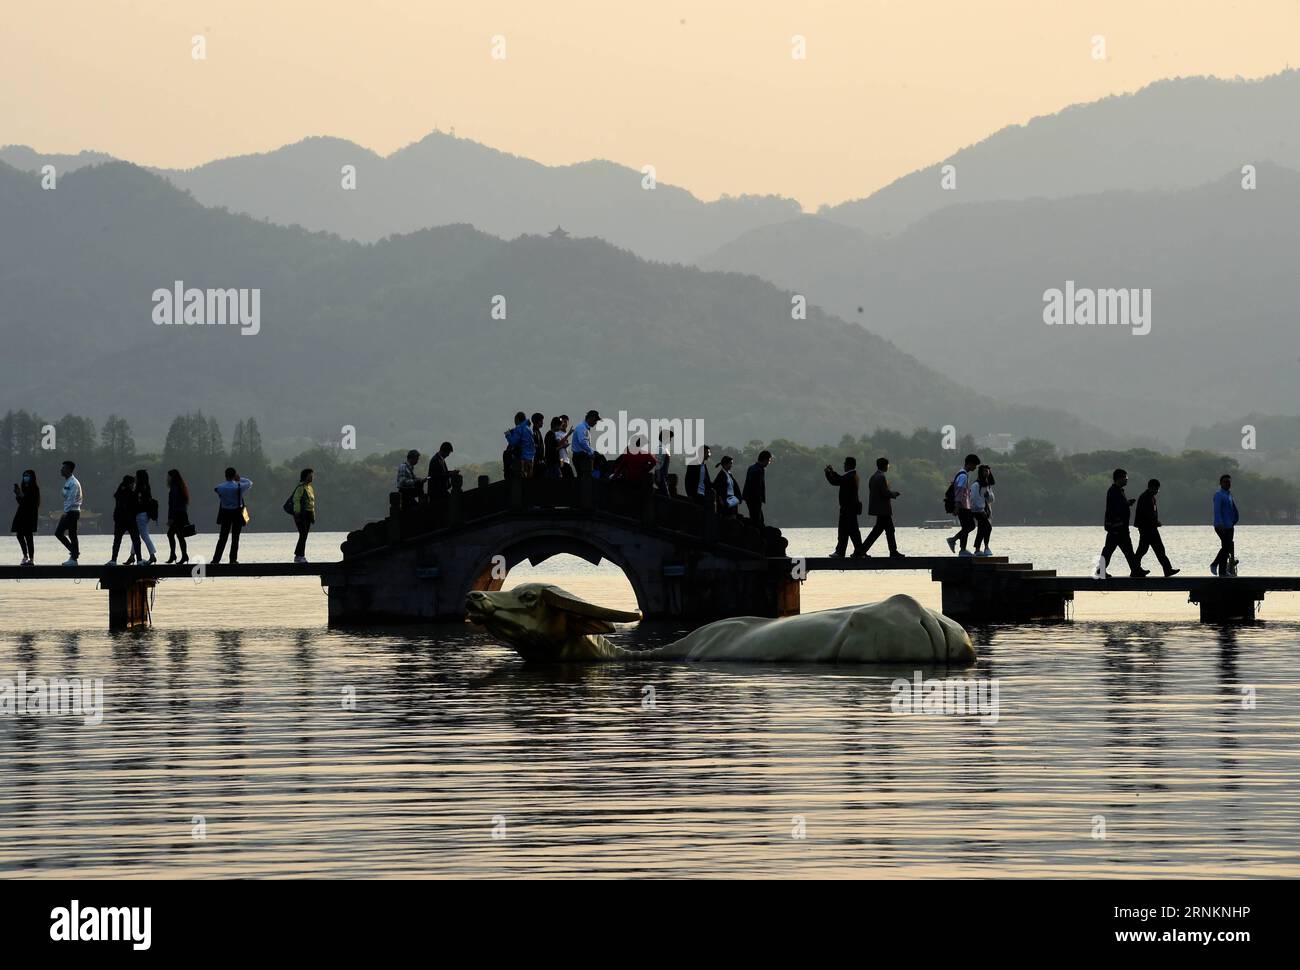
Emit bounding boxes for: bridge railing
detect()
[342,476,785,559]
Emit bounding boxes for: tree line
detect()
[2,411,1295,532]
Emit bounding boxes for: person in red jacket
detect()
[608,439,658,484]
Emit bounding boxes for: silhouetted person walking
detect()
[291,468,315,563]
[946,454,980,557]
[56,460,82,565]
[971,464,996,556]
[1097,468,1147,579]
[503,412,535,479]
[558,415,575,479]
[427,442,454,497]
[1211,474,1240,577]
[212,467,252,564]
[1134,478,1178,577]
[655,430,674,496]
[863,457,904,558]
[11,469,39,565]
[131,469,158,564]
[570,410,599,479]
[825,457,864,558]
[165,468,191,564]
[713,456,742,517]
[685,445,714,511]
[544,418,565,478]
[106,475,140,565]
[530,413,547,479]
[743,450,772,528]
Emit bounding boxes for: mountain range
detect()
[0,160,1108,460]
[6,70,1300,452]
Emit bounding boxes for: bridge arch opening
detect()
[503,556,640,615]
[464,532,647,617]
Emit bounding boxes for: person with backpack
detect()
[1211,474,1240,577]
[824,457,864,558]
[945,454,980,557]
[970,464,995,557]
[212,467,252,565]
[287,468,315,563]
[128,469,159,565]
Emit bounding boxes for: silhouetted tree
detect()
[98,414,136,471]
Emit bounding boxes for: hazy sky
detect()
[3,1,1297,208]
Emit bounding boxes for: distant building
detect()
[548,226,570,240]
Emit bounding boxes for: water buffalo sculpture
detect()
[465,583,975,664]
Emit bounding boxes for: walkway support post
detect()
[104,576,155,632]
[1189,585,1263,622]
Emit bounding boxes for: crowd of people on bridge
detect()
[10,459,317,566]
[10,427,1248,582]
[391,410,780,542]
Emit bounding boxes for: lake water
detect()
[1,526,1298,877]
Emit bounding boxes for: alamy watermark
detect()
[592,410,705,456]
[1043,281,1150,335]
[890,670,999,725]
[151,281,261,335]
[0,670,104,726]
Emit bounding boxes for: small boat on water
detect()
[919,518,957,529]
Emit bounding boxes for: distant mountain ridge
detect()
[0,159,1114,458]
[701,163,1300,444]
[8,70,1298,263]
[2,133,802,265]
[817,71,1300,236]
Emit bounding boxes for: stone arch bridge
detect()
[320,476,799,624]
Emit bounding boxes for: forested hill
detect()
[0,160,1111,459]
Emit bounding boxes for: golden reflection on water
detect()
[1,529,1298,877]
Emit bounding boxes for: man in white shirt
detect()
[558,415,574,478]
[56,460,83,565]
[655,429,674,496]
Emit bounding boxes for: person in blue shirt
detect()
[212,466,252,564]
[502,412,535,479]
[569,409,600,480]
[1211,474,1240,577]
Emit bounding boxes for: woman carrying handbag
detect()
[165,468,194,564]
